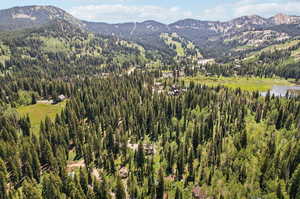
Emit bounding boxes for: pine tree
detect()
[79,168,89,194]
[31,93,37,104]
[42,173,63,199]
[136,143,145,169]
[0,159,8,199]
[19,115,31,136]
[22,178,42,199]
[115,176,126,199]
[157,168,165,199]
[289,165,300,199]
[175,187,183,199]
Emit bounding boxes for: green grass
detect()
[0,42,11,65]
[246,39,300,61]
[182,76,294,92]
[161,33,185,57]
[17,101,67,134]
[39,37,69,53]
[120,40,146,58]
[234,45,253,51]
[0,55,10,65]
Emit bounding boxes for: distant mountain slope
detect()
[0,5,84,30]
[0,19,152,77]
[1,6,300,59]
[85,13,300,58]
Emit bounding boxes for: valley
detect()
[0,4,300,199]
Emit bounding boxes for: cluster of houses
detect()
[161,69,185,79]
[152,82,187,97]
[152,82,165,93]
[197,58,215,65]
[168,85,187,96]
[127,142,155,156]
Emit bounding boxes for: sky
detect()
[1,0,300,23]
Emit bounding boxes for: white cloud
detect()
[198,0,300,21]
[68,4,193,23]
[68,0,300,23]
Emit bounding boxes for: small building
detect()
[119,167,129,179]
[58,94,66,102]
[198,59,215,65]
[168,85,187,96]
[53,94,66,104]
[144,144,155,155]
[162,71,173,78]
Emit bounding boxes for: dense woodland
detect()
[179,45,300,80]
[0,72,300,199]
[1,19,300,199]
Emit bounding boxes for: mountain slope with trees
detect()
[0,5,300,199]
[0,19,157,78]
[2,6,300,59]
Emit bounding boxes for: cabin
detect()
[119,167,129,179]
[53,94,66,104]
[57,94,66,102]
[168,85,187,96]
[144,144,155,155]
[162,71,173,78]
[127,142,155,155]
[198,59,215,65]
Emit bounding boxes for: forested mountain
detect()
[0,4,300,199]
[0,19,176,78]
[1,6,300,59]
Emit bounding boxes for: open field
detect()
[182,76,294,92]
[17,101,67,134]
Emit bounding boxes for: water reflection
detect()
[261,85,300,97]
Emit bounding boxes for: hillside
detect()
[1,6,300,60]
[0,19,152,77]
[1,4,300,199]
[0,5,85,30]
[86,14,300,59]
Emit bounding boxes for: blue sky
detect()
[1,0,300,23]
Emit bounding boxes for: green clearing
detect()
[246,39,300,61]
[182,76,294,92]
[39,36,69,53]
[120,40,146,58]
[0,42,11,65]
[17,101,67,134]
[161,33,185,57]
[0,55,10,65]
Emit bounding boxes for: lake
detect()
[261,85,300,97]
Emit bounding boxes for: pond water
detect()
[261,85,300,97]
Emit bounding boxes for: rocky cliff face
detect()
[270,13,300,25]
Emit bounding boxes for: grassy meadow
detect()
[17,101,67,134]
[182,76,294,92]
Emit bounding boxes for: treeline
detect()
[0,21,151,78]
[184,58,300,80]
[1,73,300,198]
[0,76,73,107]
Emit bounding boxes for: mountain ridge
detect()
[1,5,300,28]
[1,5,300,59]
